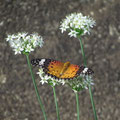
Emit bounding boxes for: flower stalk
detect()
[79,37,87,66]
[6,32,47,119]
[75,92,80,120]
[78,37,98,120]
[36,67,61,120]
[52,86,60,120]
[26,54,47,120]
[60,12,97,120]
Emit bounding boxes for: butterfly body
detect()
[59,61,70,77]
[31,58,94,80]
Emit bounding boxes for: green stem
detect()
[75,92,79,120]
[89,85,98,120]
[79,38,87,66]
[52,86,60,120]
[26,54,47,120]
[78,38,98,120]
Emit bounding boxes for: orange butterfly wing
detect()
[60,64,79,79]
[47,60,64,78]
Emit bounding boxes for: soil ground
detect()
[0,0,120,120]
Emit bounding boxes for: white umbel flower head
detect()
[60,13,95,37]
[37,68,66,86]
[6,32,44,55]
[67,74,94,92]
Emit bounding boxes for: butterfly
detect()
[31,58,94,80]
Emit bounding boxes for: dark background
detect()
[0,0,120,120]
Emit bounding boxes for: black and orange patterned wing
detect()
[60,64,83,79]
[46,60,64,78]
[31,58,64,78]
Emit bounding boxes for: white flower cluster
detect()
[67,75,94,92]
[37,68,65,86]
[6,32,44,55]
[60,13,95,37]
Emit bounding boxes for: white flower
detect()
[6,32,44,55]
[66,75,94,92]
[40,79,48,85]
[60,13,95,37]
[25,44,34,53]
[61,80,65,85]
[68,30,79,38]
[37,68,66,86]
[14,47,24,55]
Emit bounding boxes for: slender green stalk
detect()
[79,37,87,66]
[78,38,98,120]
[75,92,80,120]
[26,54,47,120]
[89,84,98,120]
[52,86,60,120]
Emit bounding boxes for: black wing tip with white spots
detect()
[31,58,53,66]
[81,67,94,75]
[76,66,94,76]
[31,58,41,66]
[87,68,94,75]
